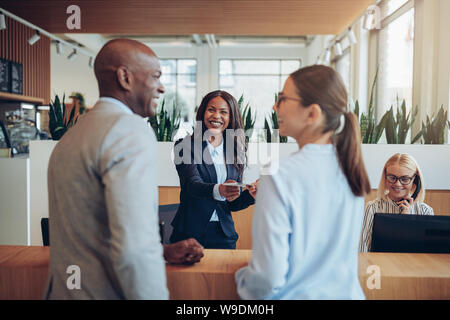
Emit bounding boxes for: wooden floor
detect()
[159,187,450,250]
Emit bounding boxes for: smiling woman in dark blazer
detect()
[170,90,257,249]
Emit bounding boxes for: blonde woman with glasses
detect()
[359,153,434,252]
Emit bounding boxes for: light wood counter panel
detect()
[167,250,450,300]
[166,249,250,300]
[0,246,49,300]
[1,246,450,300]
[358,252,450,299]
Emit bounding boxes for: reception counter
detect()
[1,246,450,300]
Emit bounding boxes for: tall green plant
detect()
[48,94,77,140]
[412,106,449,144]
[384,98,418,144]
[148,99,181,142]
[238,95,256,142]
[70,92,87,115]
[352,69,385,143]
[264,111,287,143]
[264,93,287,143]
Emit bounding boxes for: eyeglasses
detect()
[275,92,302,108]
[385,173,416,185]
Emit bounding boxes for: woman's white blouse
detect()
[207,139,227,221]
[235,144,365,300]
[359,197,434,252]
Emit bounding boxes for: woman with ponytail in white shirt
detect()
[235,65,371,300]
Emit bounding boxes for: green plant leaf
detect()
[374,110,388,143]
[353,100,360,121]
[264,117,271,143]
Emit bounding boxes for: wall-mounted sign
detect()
[0,59,10,93]
[10,62,23,95]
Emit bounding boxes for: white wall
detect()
[50,42,99,107]
[304,35,328,66]
[0,158,29,245]
[29,140,58,246]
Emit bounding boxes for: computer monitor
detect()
[371,213,450,253]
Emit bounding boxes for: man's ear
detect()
[116,66,133,91]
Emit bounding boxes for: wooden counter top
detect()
[0,246,49,299]
[166,249,251,300]
[1,246,449,300]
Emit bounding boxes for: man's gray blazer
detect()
[45,99,168,299]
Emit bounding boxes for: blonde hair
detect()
[377,153,426,203]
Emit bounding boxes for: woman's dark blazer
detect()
[170,136,255,241]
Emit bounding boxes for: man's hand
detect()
[219,179,241,202]
[163,238,204,265]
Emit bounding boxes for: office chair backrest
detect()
[158,204,179,244]
[41,218,49,246]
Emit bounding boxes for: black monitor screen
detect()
[371,213,450,253]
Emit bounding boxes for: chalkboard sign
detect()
[0,58,10,93]
[10,61,23,95]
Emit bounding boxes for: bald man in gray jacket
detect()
[45,39,203,299]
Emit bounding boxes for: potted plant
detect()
[237,95,256,142]
[48,94,78,140]
[412,105,449,144]
[148,99,181,142]
[352,69,385,144]
[70,92,87,115]
[264,111,288,143]
[384,98,418,144]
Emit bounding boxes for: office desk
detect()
[1,246,450,300]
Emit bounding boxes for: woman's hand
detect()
[246,179,259,199]
[397,196,413,214]
[219,179,241,202]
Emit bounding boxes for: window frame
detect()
[217,58,303,90]
[372,0,415,118]
[158,58,198,121]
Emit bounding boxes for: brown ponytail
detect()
[290,65,370,197]
[334,112,371,196]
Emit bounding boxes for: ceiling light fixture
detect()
[0,11,6,30]
[205,34,212,47]
[192,34,202,46]
[28,30,40,45]
[324,49,331,64]
[334,42,343,56]
[316,55,323,65]
[347,28,357,45]
[210,34,217,47]
[67,49,77,61]
[1,8,94,64]
[56,41,63,54]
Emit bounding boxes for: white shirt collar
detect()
[98,97,133,115]
[206,138,224,156]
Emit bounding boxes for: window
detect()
[219,59,301,128]
[383,0,409,17]
[159,59,197,122]
[377,1,414,114]
[334,49,351,95]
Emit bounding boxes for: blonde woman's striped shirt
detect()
[359,197,434,252]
